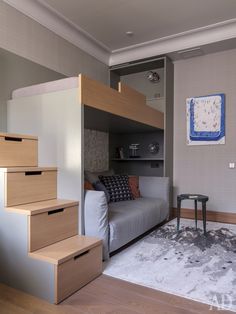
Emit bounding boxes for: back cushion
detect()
[84,180,94,190]
[129,176,141,198]
[99,175,134,203]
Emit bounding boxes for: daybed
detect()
[84,176,170,260]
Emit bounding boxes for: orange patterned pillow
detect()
[128,176,141,199]
[84,180,94,190]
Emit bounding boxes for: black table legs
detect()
[194,199,197,230]
[176,196,208,235]
[202,201,207,236]
[177,198,181,231]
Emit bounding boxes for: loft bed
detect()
[7,74,164,231]
[11,74,164,129]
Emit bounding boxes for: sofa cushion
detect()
[129,176,141,199]
[108,197,167,252]
[84,180,94,190]
[99,175,134,203]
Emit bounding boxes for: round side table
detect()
[177,194,209,235]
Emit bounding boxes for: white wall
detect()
[174,48,236,213]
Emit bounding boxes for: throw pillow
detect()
[85,169,115,184]
[93,181,110,203]
[129,176,141,198]
[84,180,94,190]
[99,175,134,203]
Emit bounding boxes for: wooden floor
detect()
[0,275,232,314]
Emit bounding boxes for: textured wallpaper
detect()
[174,49,236,212]
[84,129,109,172]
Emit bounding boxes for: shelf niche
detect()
[110,55,173,182]
[109,131,164,177]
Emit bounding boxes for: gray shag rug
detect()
[104,219,236,312]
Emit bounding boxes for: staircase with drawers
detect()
[0,132,102,304]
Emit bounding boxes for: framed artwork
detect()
[186,94,225,145]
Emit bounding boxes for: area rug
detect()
[103,219,236,312]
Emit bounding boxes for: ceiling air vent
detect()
[177,47,203,59]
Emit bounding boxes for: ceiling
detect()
[42,0,236,51]
[3,0,236,65]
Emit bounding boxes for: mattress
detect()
[12,77,78,99]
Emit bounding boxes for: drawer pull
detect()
[74,250,89,260]
[25,171,42,176]
[48,208,64,215]
[5,136,22,142]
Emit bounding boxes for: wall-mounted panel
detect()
[84,129,109,172]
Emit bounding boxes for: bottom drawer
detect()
[55,244,102,303]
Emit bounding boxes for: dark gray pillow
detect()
[99,175,134,203]
[93,181,110,203]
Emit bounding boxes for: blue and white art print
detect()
[186,94,225,145]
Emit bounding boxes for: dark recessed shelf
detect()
[111,158,164,161]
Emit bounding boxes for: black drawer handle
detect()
[25,171,42,176]
[48,208,64,215]
[5,136,22,142]
[74,250,89,260]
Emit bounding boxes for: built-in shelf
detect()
[111,158,164,161]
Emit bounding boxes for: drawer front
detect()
[55,245,102,304]
[0,136,37,167]
[29,206,78,252]
[5,171,57,206]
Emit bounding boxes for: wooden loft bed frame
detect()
[79,74,164,129]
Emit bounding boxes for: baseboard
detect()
[172,208,236,224]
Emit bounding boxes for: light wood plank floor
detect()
[0,275,233,314]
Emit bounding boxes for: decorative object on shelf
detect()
[129,143,140,158]
[117,147,124,159]
[148,142,159,155]
[146,71,160,83]
[186,93,225,145]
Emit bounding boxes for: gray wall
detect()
[0,2,108,81]
[84,129,109,172]
[0,49,65,131]
[121,68,165,112]
[121,68,164,99]
[174,48,236,213]
[0,1,108,131]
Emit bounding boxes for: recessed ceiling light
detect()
[126,31,134,37]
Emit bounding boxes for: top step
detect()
[0,132,38,167]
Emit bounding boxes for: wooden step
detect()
[30,203,79,252]
[29,235,103,304]
[0,132,38,167]
[0,167,56,173]
[29,235,102,265]
[6,199,79,252]
[6,199,78,215]
[2,167,57,207]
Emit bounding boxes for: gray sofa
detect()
[84,176,170,260]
